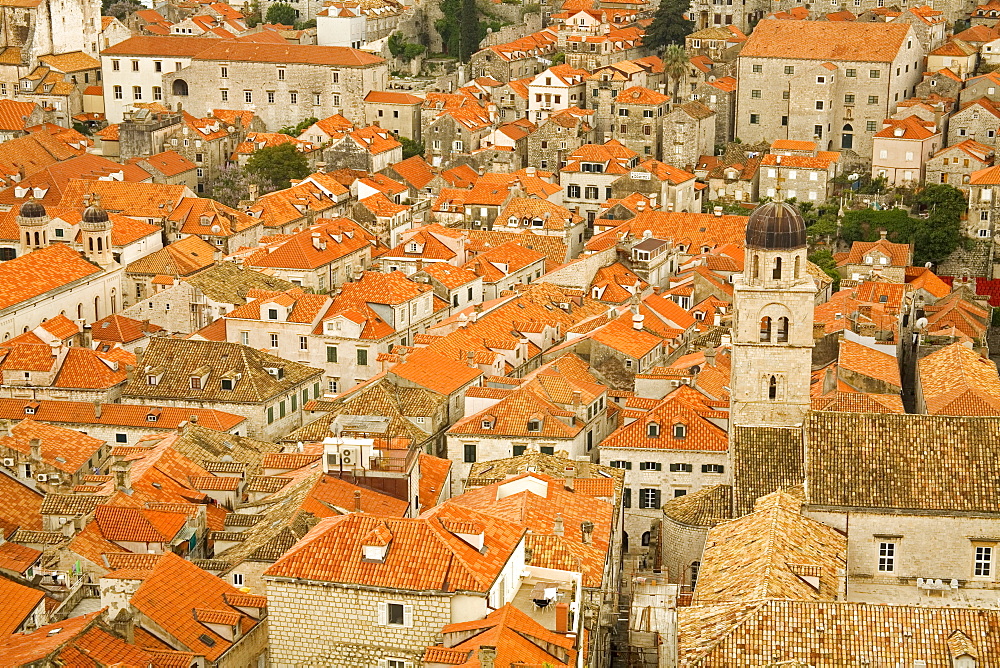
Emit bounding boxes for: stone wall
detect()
[659,516,710,584]
[265,579,453,667]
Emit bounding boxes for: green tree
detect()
[245,143,309,190]
[206,165,274,208]
[245,0,262,26]
[459,0,480,61]
[644,0,693,51]
[399,136,424,159]
[264,2,296,26]
[550,52,565,65]
[808,248,840,291]
[662,44,687,100]
[435,0,481,61]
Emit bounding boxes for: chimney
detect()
[581,520,594,544]
[354,489,362,512]
[93,400,102,419]
[636,200,646,212]
[572,390,582,407]
[113,461,132,494]
[316,162,327,174]
[704,347,716,366]
[713,206,723,217]
[553,514,564,536]
[190,414,199,424]
[312,232,323,250]
[880,229,888,240]
[632,312,645,330]
[555,603,569,633]
[248,183,260,201]
[29,438,41,461]
[135,347,145,368]
[526,165,537,177]
[478,647,496,668]
[649,192,657,208]
[467,350,477,368]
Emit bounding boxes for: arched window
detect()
[641,531,651,546]
[777,317,789,343]
[647,422,660,437]
[94,296,100,321]
[77,304,82,320]
[33,231,39,246]
[768,375,778,400]
[760,316,772,342]
[841,123,854,150]
[752,254,760,279]
[691,560,701,586]
[794,255,800,279]
[97,237,103,252]
[88,238,93,251]
[24,232,29,245]
[673,423,686,438]
[773,256,782,280]
[172,79,189,96]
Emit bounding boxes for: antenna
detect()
[774,155,784,217]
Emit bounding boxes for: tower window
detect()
[777,317,789,343]
[768,376,778,400]
[773,256,782,280]
[794,255,801,278]
[760,316,772,342]
[752,254,759,280]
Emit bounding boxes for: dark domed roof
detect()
[18,199,45,219]
[745,201,806,250]
[82,202,109,224]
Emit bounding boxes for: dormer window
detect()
[647,422,660,438]
[407,243,418,252]
[268,308,279,320]
[482,419,494,429]
[673,423,687,438]
[221,379,234,390]
[527,419,541,432]
[190,376,202,389]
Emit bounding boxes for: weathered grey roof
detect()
[186,262,293,305]
[122,338,321,405]
[731,425,804,516]
[806,411,1000,513]
[662,483,733,527]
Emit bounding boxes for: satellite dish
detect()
[925,262,932,269]
[221,454,233,463]
[916,317,928,330]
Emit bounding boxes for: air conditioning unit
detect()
[36,474,48,482]
[2,458,13,467]
[340,447,357,467]
[47,473,60,482]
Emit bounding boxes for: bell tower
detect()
[730,200,816,427]
[80,194,113,266]
[16,198,49,251]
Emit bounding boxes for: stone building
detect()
[947,97,1000,147]
[264,504,526,666]
[757,144,842,204]
[120,338,323,441]
[730,201,816,428]
[526,107,596,173]
[735,20,925,158]
[662,101,716,172]
[872,116,942,185]
[926,139,994,189]
[0,0,100,74]
[162,42,388,130]
[421,93,493,168]
[560,140,640,224]
[363,90,422,142]
[468,27,558,83]
[693,76,737,145]
[609,86,669,160]
[526,64,588,124]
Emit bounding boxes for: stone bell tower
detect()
[80,194,113,267]
[730,200,816,427]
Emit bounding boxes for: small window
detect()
[387,603,405,626]
[669,463,693,473]
[232,573,244,586]
[752,64,762,73]
[750,113,760,124]
[870,69,881,79]
[976,545,994,577]
[638,462,662,471]
[784,66,794,75]
[846,68,856,77]
[673,423,686,438]
[702,464,725,473]
[609,460,632,470]
[463,443,476,463]
[878,542,895,572]
[646,422,660,437]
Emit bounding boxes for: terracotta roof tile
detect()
[740,18,911,61]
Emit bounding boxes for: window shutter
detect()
[403,604,414,628]
[653,489,661,507]
[377,602,388,626]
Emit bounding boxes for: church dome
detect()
[18,199,45,219]
[745,201,807,250]
[82,201,110,224]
